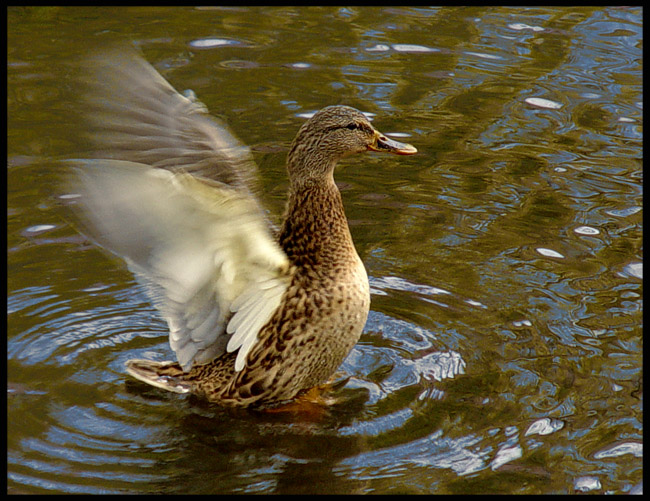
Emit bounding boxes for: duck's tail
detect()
[125,359,193,394]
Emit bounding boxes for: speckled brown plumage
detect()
[140,181,369,404]
[71,50,416,409]
[189,180,370,407]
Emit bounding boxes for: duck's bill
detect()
[369,133,417,155]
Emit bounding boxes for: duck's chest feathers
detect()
[277,181,370,338]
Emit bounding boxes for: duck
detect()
[69,48,417,408]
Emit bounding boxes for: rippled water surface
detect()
[8,6,642,494]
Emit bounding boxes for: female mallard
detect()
[70,49,416,408]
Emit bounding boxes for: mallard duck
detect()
[70,48,416,408]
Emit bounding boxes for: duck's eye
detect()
[325,122,371,134]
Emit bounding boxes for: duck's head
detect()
[287,105,416,185]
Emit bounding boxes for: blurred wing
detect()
[69,159,291,371]
[79,46,257,190]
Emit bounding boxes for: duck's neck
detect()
[279,177,358,272]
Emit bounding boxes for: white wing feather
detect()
[226,272,289,371]
[70,159,291,371]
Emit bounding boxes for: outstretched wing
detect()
[79,45,258,190]
[70,160,291,371]
[68,47,291,371]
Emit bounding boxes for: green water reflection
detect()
[8,6,642,495]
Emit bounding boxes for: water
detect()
[8,6,642,494]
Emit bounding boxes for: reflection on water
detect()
[8,6,642,495]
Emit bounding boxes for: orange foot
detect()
[261,379,348,419]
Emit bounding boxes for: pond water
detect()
[8,6,642,495]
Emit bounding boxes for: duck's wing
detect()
[79,46,257,191]
[69,47,290,371]
[70,159,292,371]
